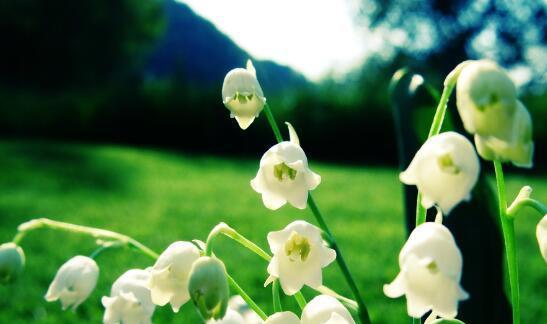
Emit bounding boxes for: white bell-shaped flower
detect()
[266,221,336,295]
[400,132,480,214]
[148,241,200,312]
[222,60,266,130]
[455,60,534,167]
[537,215,547,262]
[473,101,534,168]
[102,269,155,324]
[384,222,468,319]
[251,123,321,210]
[456,60,518,140]
[301,295,355,324]
[44,255,99,310]
[265,312,300,324]
[207,309,246,324]
[228,295,264,324]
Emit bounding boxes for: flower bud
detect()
[0,242,25,284]
[222,60,266,130]
[301,295,355,324]
[189,256,230,321]
[537,215,547,262]
[45,255,99,310]
[266,311,300,324]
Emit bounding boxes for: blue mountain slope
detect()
[146,0,308,93]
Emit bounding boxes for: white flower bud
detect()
[45,255,99,310]
[384,222,468,319]
[228,295,264,324]
[0,242,25,284]
[251,123,321,210]
[301,295,355,324]
[148,241,200,312]
[537,215,547,262]
[189,256,230,321]
[265,311,300,324]
[102,269,155,324]
[222,60,266,130]
[400,132,480,214]
[207,309,246,324]
[266,221,336,295]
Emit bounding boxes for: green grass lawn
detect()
[0,140,545,323]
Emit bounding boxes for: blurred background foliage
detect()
[0,0,545,167]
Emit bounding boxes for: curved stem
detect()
[263,103,284,143]
[507,198,547,218]
[308,196,371,324]
[272,279,282,312]
[227,273,268,320]
[415,79,457,227]
[494,160,520,324]
[14,218,158,259]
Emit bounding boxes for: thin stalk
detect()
[263,103,283,143]
[294,292,307,310]
[227,273,268,320]
[308,196,371,324]
[494,160,520,324]
[507,198,547,218]
[415,80,456,226]
[272,280,282,312]
[14,218,158,260]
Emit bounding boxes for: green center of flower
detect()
[273,163,297,181]
[437,153,460,174]
[426,260,439,274]
[284,232,311,262]
[234,92,254,104]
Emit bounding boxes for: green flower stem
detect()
[415,78,457,227]
[89,241,124,259]
[272,279,282,312]
[227,273,268,320]
[507,198,547,218]
[13,218,159,260]
[294,292,307,310]
[263,103,284,143]
[308,196,371,324]
[494,160,520,324]
[263,103,371,324]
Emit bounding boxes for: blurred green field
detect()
[0,140,545,323]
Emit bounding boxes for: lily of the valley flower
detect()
[45,255,99,310]
[266,221,336,295]
[0,242,25,284]
[301,295,355,324]
[400,132,480,214]
[251,123,321,210]
[148,241,200,312]
[265,312,300,324]
[207,309,247,324]
[222,60,266,130]
[189,256,230,321]
[384,222,468,319]
[456,60,534,167]
[102,269,155,324]
[537,215,547,262]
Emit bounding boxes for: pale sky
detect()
[178,0,366,81]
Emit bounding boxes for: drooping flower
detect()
[222,60,266,130]
[301,295,355,324]
[400,132,480,214]
[228,295,264,324]
[265,311,300,324]
[266,221,336,295]
[384,222,468,319]
[148,241,200,312]
[537,215,547,262]
[0,242,25,284]
[455,60,534,167]
[102,269,155,324]
[45,255,99,310]
[251,123,321,210]
[207,309,246,324]
[189,256,230,321]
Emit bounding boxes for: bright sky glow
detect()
[179,0,366,81]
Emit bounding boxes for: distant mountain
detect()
[146,0,309,93]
